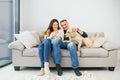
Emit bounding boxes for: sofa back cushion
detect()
[87,32,104,39]
[15,31,41,49]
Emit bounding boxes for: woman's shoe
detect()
[44,62,50,75]
[38,68,45,76]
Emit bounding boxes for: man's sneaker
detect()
[74,68,82,76]
[56,64,63,76]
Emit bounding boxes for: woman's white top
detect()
[48,29,64,40]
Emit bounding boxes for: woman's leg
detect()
[43,39,51,74]
[38,42,44,75]
[38,42,44,68]
[43,39,51,62]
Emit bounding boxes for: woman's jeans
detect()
[52,38,79,69]
[38,38,51,68]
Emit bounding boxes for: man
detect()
[52,19,88,76]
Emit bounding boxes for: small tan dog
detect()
[65,28,100,50]
[65,28,83,51]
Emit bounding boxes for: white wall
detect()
[20,0,120,45]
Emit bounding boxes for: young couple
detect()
[38,19,88,76]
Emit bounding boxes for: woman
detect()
[38,19,61,76]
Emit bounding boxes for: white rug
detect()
[24,71,98,80]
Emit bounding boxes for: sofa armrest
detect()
[102,41,120,51]
[8,40,25,51]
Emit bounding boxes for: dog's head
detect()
[65,29,77,38]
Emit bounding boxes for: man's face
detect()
[61,21,69,31]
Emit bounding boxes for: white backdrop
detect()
[20,0,120,45]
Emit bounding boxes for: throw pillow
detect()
[14,31,40,49]
[92,37,106,48]
[30,31,41,43]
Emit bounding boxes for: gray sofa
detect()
[8,32,119,71]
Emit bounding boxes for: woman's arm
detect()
[47,32,53,39]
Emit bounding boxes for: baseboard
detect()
[0,60,12,68]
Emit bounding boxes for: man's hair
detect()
[60,19,67,24]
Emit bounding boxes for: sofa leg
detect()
[14,66,20,71]
[108,67,115,71]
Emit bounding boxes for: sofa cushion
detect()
[14,31,40,49]
[60,49,80,57]
[92,37,106,48]
[87,32,104,38]
[22,48,80,57]
[80,48,108,57]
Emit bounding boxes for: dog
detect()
[65,28,100,50]
[65,28,83,51]
[82,38,93,48]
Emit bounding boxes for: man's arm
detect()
[81,31,88,38]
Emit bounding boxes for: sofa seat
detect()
[80,48,108,57]
[55,49,80,57]
[23,48,80,57]
[22,47,108,57]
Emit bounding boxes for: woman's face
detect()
[52,22,59,31]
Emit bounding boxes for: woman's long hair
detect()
[45,19,60,34]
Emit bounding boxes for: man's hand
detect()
[72,27,77,32]
[77,28,83,35]
[72,27,83,35]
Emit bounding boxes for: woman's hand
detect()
[52,32,57,37]
[52,31,60,38]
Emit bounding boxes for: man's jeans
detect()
[52,38,79,69]
[38,38,51,68]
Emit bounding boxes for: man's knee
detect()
[67,42,76,49]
